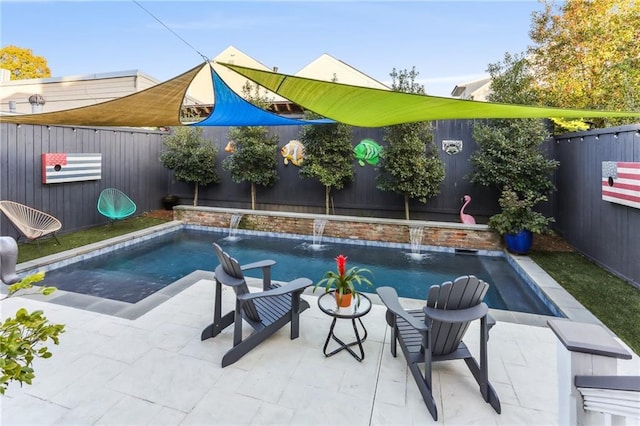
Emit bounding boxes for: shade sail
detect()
[0,63,333,128]
[221,63,640,128]
[191,66,333,126]
[0,64,204,127]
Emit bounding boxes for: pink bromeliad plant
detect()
[314,254,373,306]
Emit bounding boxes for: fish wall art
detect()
[353,138,383,166]
[281,140,305,166]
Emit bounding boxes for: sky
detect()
[0,1,546,97]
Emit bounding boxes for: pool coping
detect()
[13,220,603,328]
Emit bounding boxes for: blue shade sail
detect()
[191,67,334,127]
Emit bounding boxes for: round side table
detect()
[317,291,372,361]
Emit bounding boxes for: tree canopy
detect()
[160,127,220,206]
[299,112,354,215]
[222,82,279,210]
[0,45,51,80]
[377,67,444,220]
[470,53,557,197]
[470,53,557,234]
[528,0,640,127]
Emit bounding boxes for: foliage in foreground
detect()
[530,251,640,355]
[1,272,65,394]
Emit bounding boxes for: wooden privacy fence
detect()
[1,121,638,287]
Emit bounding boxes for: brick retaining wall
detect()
[174,206,503,251]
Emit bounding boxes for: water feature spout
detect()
[408,227,425,260]
[312,219,327,247]
[228,214,242,240]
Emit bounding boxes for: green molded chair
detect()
[97,188,137,222]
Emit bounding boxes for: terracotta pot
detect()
[335,291,352,307]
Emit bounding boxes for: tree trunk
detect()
[325,186,331,215]
[251,183,256,210]
[404,195,410,220]
[193,184,199,206]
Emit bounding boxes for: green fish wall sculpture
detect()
[353,138,383,166]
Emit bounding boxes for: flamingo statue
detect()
[460,195,476,224]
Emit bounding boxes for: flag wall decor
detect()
[42,153,102,184]
[602,161,640,209]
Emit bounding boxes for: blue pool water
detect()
[39,228,559,316]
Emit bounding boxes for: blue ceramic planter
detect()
[504,230,533,254]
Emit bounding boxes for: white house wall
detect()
[0,71,159,114]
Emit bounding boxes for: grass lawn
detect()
[16,215,169,264]
[13,214,640,355]
[530,251,640,355]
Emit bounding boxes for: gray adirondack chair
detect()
[377,275,501,421]
[201,243,312,367]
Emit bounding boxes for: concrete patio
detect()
[2,272,638,425]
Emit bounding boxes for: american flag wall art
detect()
[602,161,640,209]
[42,153,102,184]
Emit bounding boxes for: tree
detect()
[528,0,640,128]
[299,112,354,214]
[1,272,64,395]
[0,45,51,80]
[160,127,220,206]
[469,53,558,197]
[222,82,279,210]
[376,67,445,220]
[469,53,558,235]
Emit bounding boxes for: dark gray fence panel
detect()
[191,121,498,221]
[554,125,640,287]
[0,123,170,239]
[3,120,639,286]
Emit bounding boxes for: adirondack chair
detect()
[0,236,20,285]
[377,275,501,421]
[97,188,136,222]
[201,243,312,367]
[0,200,62,244]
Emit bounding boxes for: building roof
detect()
[295,53,389,90]
[450,77,491,101]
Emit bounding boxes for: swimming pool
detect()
[37,227,561,317]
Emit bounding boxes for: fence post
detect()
[548,320,632,425]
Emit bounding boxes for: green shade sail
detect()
[221,63,640,127]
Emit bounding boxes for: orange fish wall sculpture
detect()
[281,140,305,167]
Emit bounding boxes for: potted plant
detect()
[488,189,554,254]
[161,195,179,210]
[314,254,374,307]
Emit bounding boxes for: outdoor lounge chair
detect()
[97,188,136,222]
[201,242,313,367]
[377,275,501,421]
[0,200,62,244]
